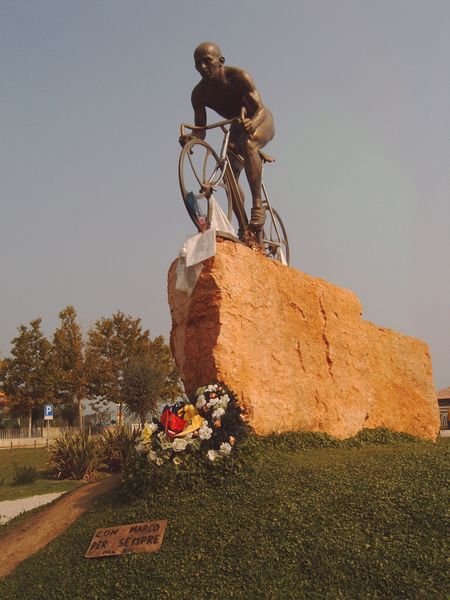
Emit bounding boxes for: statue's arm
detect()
[241,72,266,135]
[180,87,206,146]
[191,88,206,140]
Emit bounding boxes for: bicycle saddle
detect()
[258,150,275,163]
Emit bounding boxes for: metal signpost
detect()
[44,404,53,438]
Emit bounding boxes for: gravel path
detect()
[0,475,120,578]
[0,493,64,524]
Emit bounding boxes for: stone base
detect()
[168,240,439,440]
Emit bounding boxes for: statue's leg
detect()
[225,149,247,237]
[239,115,274,230]
[227,149,245,203]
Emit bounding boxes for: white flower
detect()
[221,394,230,405]
[219,442,232,456]
[207,449,219,461]
[145,422,159,433]
[212,407,225,420]
[207,384,218,392]
[199,421,212,440]
[216,399,228,411]
[172,438,188,452]
[148,450,158,462]
[208,397,220,407]
[156,457,164,466]
[135,442,145,453]
[157,431,172,450]
[196,394,206,408]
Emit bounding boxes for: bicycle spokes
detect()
[179,139,234,231]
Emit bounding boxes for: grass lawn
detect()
[0,434,448,600]
[0,448,80,502]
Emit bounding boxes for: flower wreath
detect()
[137,383,247,467]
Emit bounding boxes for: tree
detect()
[147,334,182,403]
[85,311,181,425]
[2,319,55,436]
[52,306,87,430]
[123,339,181,427]
[85,311,153,424]
[59,402,78,427]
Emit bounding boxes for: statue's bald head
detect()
[193,42,225,79]
[194,42,223,62]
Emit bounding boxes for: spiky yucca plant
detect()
[48,432,106,480]
[101,427,140,472]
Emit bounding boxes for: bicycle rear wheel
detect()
[261,207,290,265]
[179,139,234,233]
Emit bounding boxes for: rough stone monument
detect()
[168,241,439,441]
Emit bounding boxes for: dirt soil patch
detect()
[0,474,120,578]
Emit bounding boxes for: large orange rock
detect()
[168,240,439,440]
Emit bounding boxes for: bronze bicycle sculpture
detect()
[178,42,289,264]
[178,114,289,264]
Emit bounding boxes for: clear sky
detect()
[1,1,449,389]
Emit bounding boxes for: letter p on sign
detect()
[44,405,54,420]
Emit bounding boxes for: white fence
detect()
[0,427,81,448]
[0,428,44,440]
[0,437,52,449]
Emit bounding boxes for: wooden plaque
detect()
[85,520,167,558]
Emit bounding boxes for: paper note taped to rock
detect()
[85,520,167,558]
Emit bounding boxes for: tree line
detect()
[0,306,181,435]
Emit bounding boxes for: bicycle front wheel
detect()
[179,139,234,233]
[261,207,290,265]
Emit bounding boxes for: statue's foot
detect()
[249,207,265,231]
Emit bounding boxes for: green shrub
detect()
[101,427,140,472]
[12,464,38,486]
[253,428,422,453]
[260,430,341,452]
[122,439,249,498]
[48,432,106,480]
[344,427,422,447]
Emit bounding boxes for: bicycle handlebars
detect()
[179,117,240,137]
[179,107,248,137]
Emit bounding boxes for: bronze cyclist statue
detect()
[180,42,275,232]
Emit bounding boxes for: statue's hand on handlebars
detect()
[239,107,255,138]
[179,134,194,147]
[241,117,256,138]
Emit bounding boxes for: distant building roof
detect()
[437,387,450,400]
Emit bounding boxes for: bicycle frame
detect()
[180,118,287,259]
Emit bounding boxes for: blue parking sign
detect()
[44,404,54,420]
